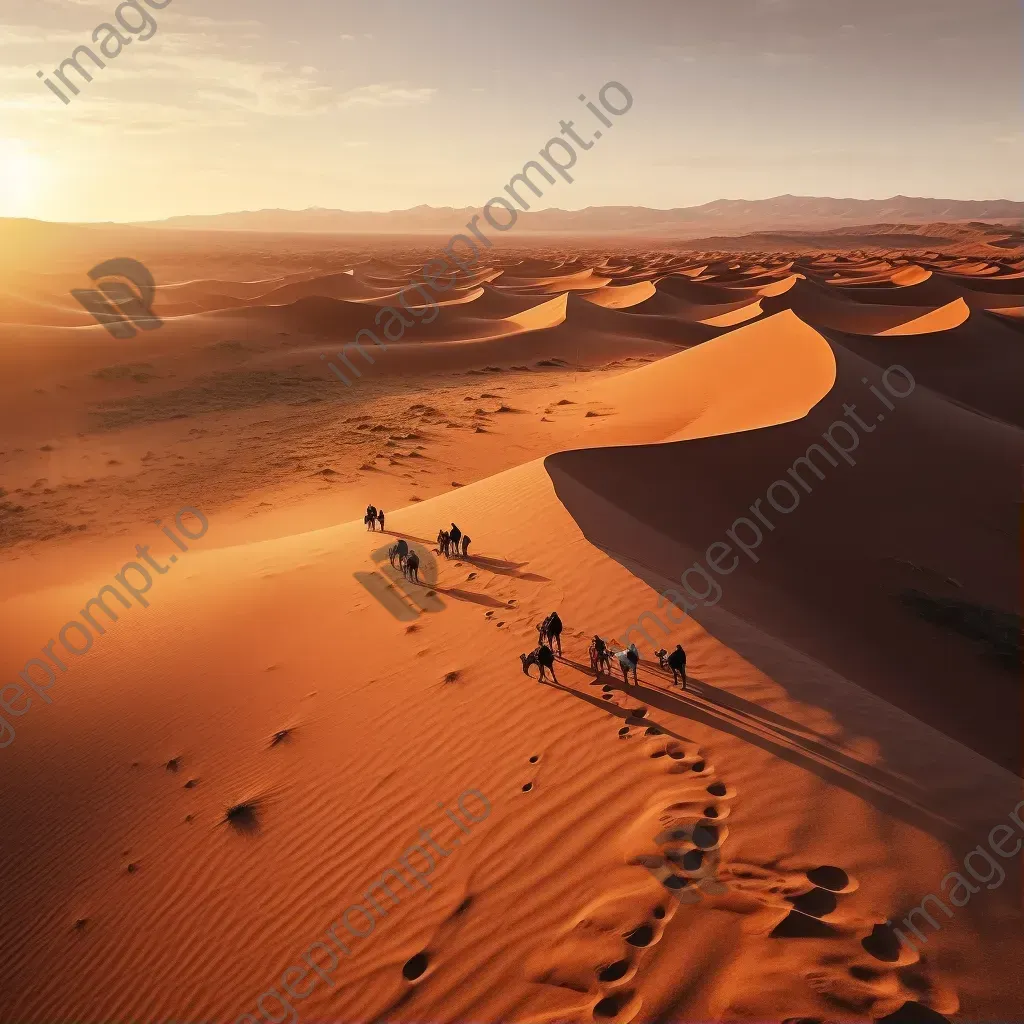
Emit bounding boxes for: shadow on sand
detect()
[536,655,980,848]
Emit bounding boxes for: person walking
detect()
[546,611,563,655]
[461,534,471,558]
[667,644,687,689]
[449,522,462,553]
[377,509,385,532]
[366,505,377,531]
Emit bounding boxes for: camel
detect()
[389,539,409,568]
[589,636,613,675]
[613,644,640,685]
[536,612,563,655]
[520,643,557,683]
[404,551,421,583]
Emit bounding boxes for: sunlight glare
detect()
[0,139,48,217]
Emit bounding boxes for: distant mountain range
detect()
[138,196,1024,238]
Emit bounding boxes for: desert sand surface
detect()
[0,225,1021,1024]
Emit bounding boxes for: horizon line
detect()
[4,194,1024,228]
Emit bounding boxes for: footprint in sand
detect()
[526,745,736,1021]
[402,951,430,981]
[714,859,958,1021]
[794,908,958,1022]
[525,712,958,1024]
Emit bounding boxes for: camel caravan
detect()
[436,522,471,559]
[521,612,642,686]
[362,504,471,587]
[387,538,421,583]
[522,615,688,691]
[361,500,688,694]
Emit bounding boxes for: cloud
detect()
[337,84,436,108]
[0,2,434,130]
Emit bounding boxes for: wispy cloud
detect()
[337,83,436,108]
[0,5,435,130]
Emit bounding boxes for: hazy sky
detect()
[0,0,1020,222]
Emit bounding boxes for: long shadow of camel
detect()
[537,657,973,847]
[432,585,508,609]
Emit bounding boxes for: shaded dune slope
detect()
[547,333,1021,773]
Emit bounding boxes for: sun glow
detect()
[0,139,48,217]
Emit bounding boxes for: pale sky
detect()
[0,0,1020,222]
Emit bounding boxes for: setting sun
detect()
[0,138,47,217]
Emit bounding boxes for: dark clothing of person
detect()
[461,535,470,557]
[594,637,607,657]
[536,645,554,669]
[668,646,686,687]
[377,511,385,530]
[449,524,462,548]
[547,613,563,652]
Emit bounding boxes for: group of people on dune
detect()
[369,505,474,584]
[437,522,470,559]
[367,505,690,694]
[521,614,689,692]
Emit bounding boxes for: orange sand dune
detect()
[578,281,657,308]
[764,277,969,335]
[876,298,970,335]
[250,271,397,305]
[552,292,722,347]
[0,290,99,327]
[820,310,1024,428]
[0,234,1020,1024]
[561,310,836,444]
[632,282,764,326]
[547,335,1021,774]
[498,268,614,293]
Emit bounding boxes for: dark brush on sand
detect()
[233,789,491,1024]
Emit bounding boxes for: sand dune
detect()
[1,228,1021,1024]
